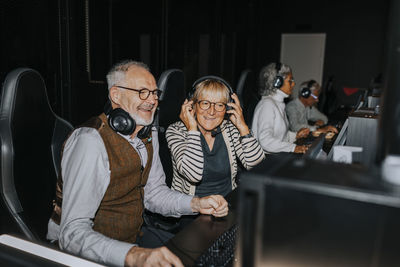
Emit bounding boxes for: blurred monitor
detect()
[327,118,349,159]
[236,156,400,267]
[304,133,325,159]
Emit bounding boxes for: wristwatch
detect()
[239,130,253,141]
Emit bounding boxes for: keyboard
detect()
[194,224,238,267]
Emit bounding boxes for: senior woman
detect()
[252,62,310,154]
[166,76,265,197]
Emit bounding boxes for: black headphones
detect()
[273,62,284,89]
[104,100,152,139]
[300,80,316,98]
[187,75,234,136]
[188,75,233,101]
[188,75,234,114]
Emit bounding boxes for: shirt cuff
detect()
[290,143,297,153]
[187,130,200,135]
[239,131,253,142]
[107,240,136,267]
[181,195,196,214]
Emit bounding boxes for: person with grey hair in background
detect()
[286,79,338,134]
[252,62,310,154]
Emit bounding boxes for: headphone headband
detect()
[191,75,234,95]
[273,62,284,89]
[188,75,234,100]
[275,62,282,74]
[307,80,316,90]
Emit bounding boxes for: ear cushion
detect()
[108,108,136,135]
[300,80,316,98]
[273,62,284,89]
[137,125,152,139]
[301,87,311,98]
[273,76,284,88]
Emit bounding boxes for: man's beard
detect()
[130,110,155,126]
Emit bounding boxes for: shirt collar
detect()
[270,89,289,103]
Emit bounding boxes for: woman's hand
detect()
[226,93,250,136]
[296,127,310,139]
[179,99,197,131]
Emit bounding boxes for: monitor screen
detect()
[236,155,400,267]
[304,133,325,159]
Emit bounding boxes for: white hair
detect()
[106,60,150,90]
[258,62,292,96]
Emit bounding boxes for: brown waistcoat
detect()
[52,113,153,243]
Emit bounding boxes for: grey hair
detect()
[299,80,320,97]
[106,60,150,90]
[258,62,292,96]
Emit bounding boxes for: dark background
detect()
[0,0,390,126]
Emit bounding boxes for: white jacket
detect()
[252,90,297,153]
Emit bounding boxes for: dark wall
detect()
[254,0,388,103]
[0,0,60,113]
[0,0,390,125]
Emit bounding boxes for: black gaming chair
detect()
[155,69,185,187]
[236,69,259,127]
[0,68,73,242]
[142,69,186,232]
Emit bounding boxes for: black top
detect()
[195,132,232,197]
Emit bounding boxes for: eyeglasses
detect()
[311,93,319,100]
[288,78,295,84]
[197,100,227,112]
[116,85,162,100]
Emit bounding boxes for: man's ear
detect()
[109,86,121,105]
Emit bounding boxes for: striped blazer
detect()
[166,120,265,195]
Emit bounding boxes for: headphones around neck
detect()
[104,100,152,139]
[273,62,284,89]
[300,80,316,98]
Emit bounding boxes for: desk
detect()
[347,108,378,165]
[166,191,238,267]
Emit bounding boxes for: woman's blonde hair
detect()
[192,79,230,103]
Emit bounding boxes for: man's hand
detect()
[294,145,309,154]
[320,125,338,134]
[314,120,325,127]
[296,127,310,139]
[191,195,229,217]
[125,246,183,267]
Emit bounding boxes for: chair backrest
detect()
[155,69,185,187]
[0,68,73,242]
[236,69,252,107]
[236,69,259,127]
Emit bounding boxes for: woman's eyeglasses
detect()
[197,100,227,112]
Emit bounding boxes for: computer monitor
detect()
[304,133,325,159]
[236,155,400,267]
[327,118,349,159]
